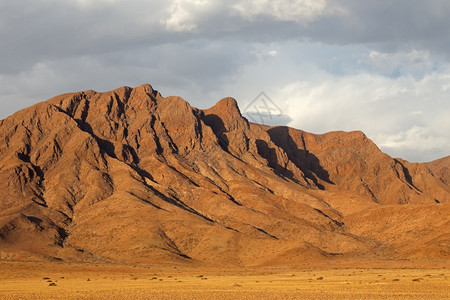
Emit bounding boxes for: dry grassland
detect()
[0,262,448,299]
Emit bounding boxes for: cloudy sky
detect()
[1,0,449,162]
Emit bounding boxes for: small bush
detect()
[48,282,57,287]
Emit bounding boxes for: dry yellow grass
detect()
[0,262,448,299]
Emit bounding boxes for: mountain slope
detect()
[427,155,450,186]
[0,84,448,266]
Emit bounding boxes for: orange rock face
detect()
[0,84,448,266]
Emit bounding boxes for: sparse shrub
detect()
[48,282,57,286]
[316,277,324,280]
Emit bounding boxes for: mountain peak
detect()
[203,97,247,133]
[201,97,250,154]
[210,97,240,114]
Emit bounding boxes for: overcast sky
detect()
[1,0,449,162]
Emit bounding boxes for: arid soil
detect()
[0,262,449,299]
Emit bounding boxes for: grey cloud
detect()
[0,39,256,119]
[2,0,450,75]
[157,0,450,55]
[0,1,171,73]
[381,145,448,164]
[304,1,450,52]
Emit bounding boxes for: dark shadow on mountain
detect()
[77,121,117,159]
[25,215,43,227]
[17,153,45,180]
[127,191,166,211]
[314,208,344,228]
[254,226,279,240]
[202,113,229,152]
[130,164,156,183]
[267,126,333,190]
[255,139,295,181]
[122,144,140,164]
[55,226,68,247]
[141,179,214,223]
[394,159,422,192]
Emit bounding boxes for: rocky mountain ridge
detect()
[0,84,448,266]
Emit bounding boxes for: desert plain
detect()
[0,261,449,299]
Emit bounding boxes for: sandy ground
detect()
[0,262,449,299]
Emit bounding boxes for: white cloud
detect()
[275,70,450,162]
[69,0,121,9]
[163,0,215,32]
[377,126,449,152]
[410,111,423,115]
[161,0,339,32]
[364,49,434,77]
[375,124,450,162]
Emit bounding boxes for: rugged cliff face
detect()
[0,84,448,266]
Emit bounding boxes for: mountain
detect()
[0,84,448,266]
